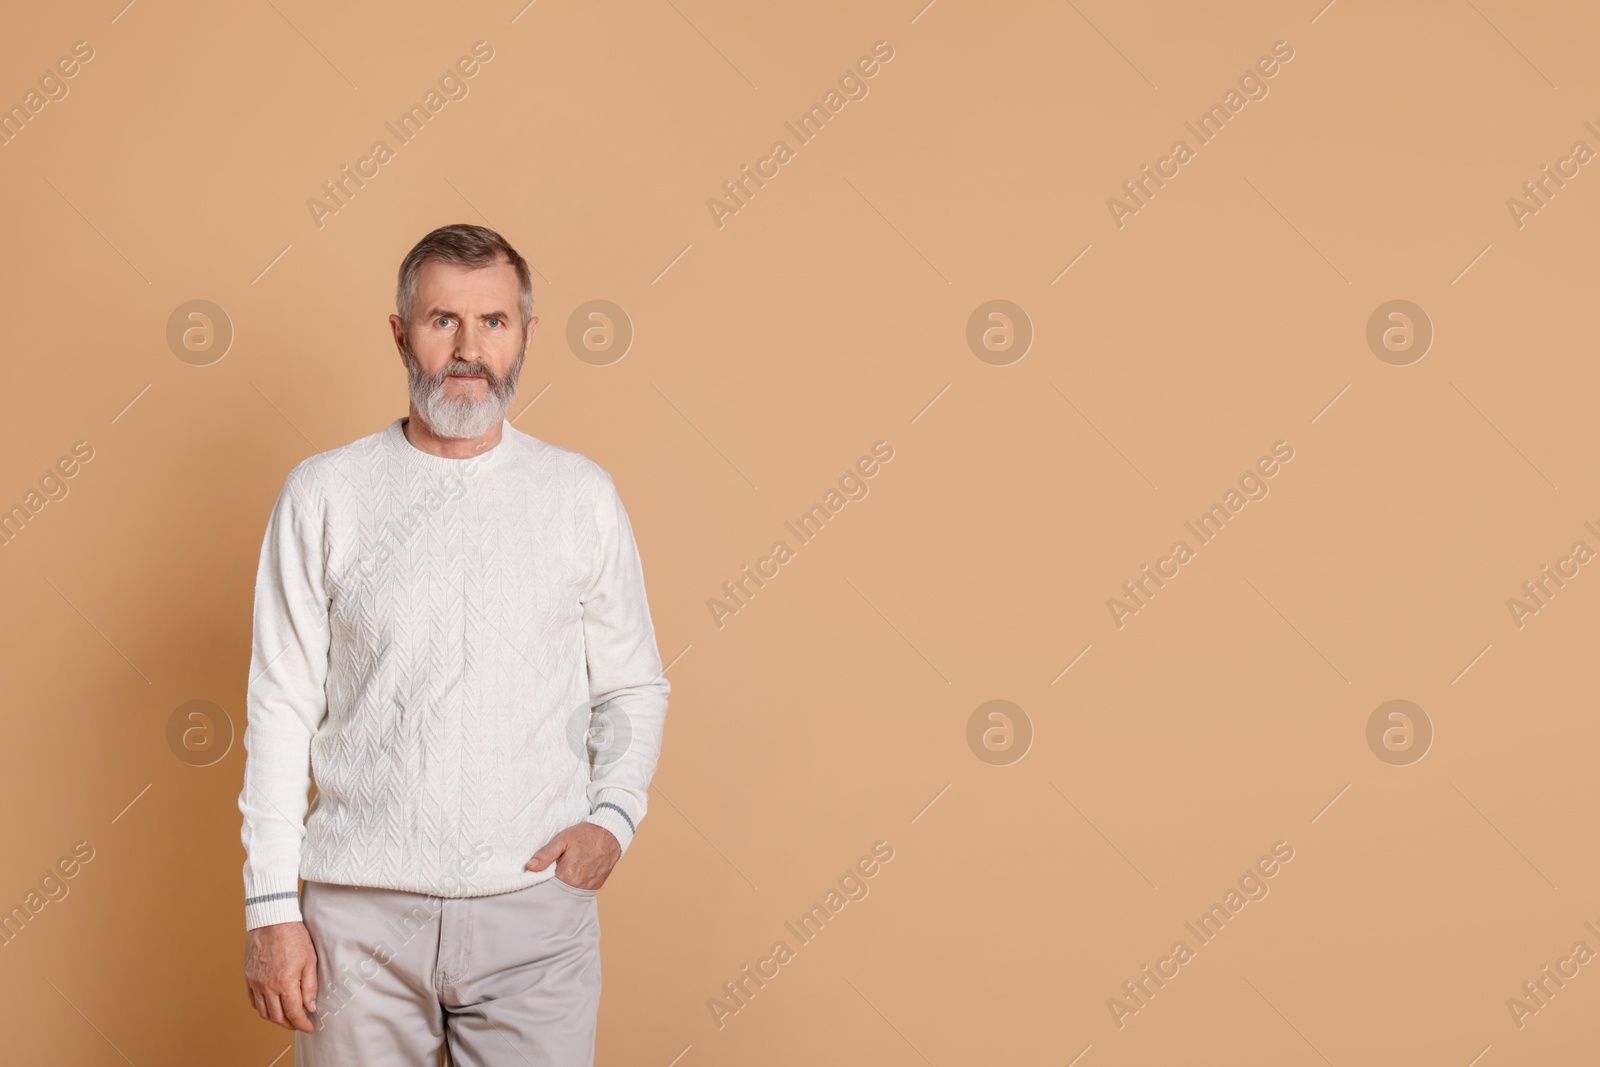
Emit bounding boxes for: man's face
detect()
[389,254,538,438]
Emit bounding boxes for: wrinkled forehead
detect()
[413,255,520,310]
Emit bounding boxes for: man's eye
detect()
[436,316,453,328]
[487,317,502,328]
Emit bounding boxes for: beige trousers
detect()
[294,875,602,1066]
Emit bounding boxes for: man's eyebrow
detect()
[422,307,514,322]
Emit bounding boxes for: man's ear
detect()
[389,314,409,362]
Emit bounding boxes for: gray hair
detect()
[395,223,534,332]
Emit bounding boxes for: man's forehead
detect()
[416,256,518,298]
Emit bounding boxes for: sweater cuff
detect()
[585,791,640,856]
[244,872,302,930]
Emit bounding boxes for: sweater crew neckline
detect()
[383,416,513,474]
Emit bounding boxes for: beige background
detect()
[0,0,1595,1063]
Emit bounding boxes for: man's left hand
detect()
[526,822,621,890]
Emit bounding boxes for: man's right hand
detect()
[244,921,319,1033]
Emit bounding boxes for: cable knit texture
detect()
[238,417,669,930]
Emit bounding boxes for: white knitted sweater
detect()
[237,417,670,930]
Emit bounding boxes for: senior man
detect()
[238,223,670,1065]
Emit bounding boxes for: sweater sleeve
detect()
[238,465,329,930]
[579,469,670,857]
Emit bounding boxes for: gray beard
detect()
[403,338,524,439]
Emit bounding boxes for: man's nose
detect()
[454,328,485,369]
